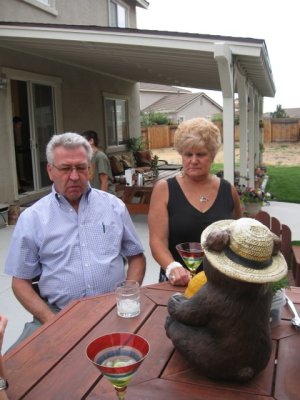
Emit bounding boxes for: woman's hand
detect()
[168,266,191,286]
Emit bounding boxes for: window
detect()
[36,0,51,5]
[110,0,127,28]
[22,0,57,15]
[104,96,129,148]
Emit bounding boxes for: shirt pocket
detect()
[94,220,122,256]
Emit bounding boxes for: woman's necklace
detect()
[179,172,211,203]
[199,195,209,203]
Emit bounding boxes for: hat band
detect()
[224,247,272,270]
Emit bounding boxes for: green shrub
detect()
[211,113,223,123]
[141,111,172,127]
[211,113,239,125]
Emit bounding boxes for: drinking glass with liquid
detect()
[115,280,140,318]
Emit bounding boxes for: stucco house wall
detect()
[141,92,166,110]
[142,90,222,124]
[0,46,140,204]
[0,0,144,205]
[172,96,222,122]
[140,83,190,111]
[1,0,138,28]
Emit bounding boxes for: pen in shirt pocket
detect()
[102,223,106,233]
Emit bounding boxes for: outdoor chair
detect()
[255,210,299,286]
[134,150,182,170]
[133,149,183,170]
[109,150,179,178]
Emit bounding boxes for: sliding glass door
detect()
[11,79,57,193]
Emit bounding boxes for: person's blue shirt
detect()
[5,186,144,309]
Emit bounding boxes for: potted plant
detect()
[125,136,152,168]
[125,136,147,152]
[150,154,159,177]
[237,185,272,216]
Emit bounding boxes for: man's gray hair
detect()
[46,132,93,164]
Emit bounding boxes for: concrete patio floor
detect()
[1,202,299,353]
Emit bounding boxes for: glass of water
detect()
[115,280,140,318]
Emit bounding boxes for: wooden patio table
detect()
[121,169,181,214]
[4,283,300,400]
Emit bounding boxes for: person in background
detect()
[148,117,242,286]
[0,315,8,399]
[82,130,116,194]
[5,132,145,349]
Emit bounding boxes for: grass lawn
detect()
[211,163,223,174]
[211,163,300,204]
[266,166,300,203]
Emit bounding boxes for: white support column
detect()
[248,86,255,188]
[236,68,248,186]
[214,43,235,185]
[254,92,260,166]
[258,97,264,165]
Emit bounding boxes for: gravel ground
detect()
[153,143,300,166]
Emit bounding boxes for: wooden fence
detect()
[263,118,300,143]
[141,125,177,149]
[142,119,300,149]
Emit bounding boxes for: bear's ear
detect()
[271,233,281,256]
[205,229,230,252]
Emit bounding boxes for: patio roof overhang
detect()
[0,23,275,98]
[0,23,275,186]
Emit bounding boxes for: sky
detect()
[137,0,299,113]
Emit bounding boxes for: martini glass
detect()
[86,332,149,400]
[176,242,204,277]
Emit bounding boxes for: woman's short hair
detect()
[174,117,221,159]
[46,132,93,164]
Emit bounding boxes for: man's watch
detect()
[0,377,8,391]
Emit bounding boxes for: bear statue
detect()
[165,218,287,382]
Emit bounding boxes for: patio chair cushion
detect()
[121,153,135,169]
[134,150,152,167]
[109,155,125,176]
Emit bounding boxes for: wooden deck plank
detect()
[89,306,174,398]
[93,378,274,400]
[5,295,115,398]
[162,343,276,397]
[275,335,300,400]
[143,287,182,306]
[5,285,300,400]
[18,294,156,400]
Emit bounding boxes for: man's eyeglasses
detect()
[52,164,89,174]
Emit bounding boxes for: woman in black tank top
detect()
[148,118,242,285]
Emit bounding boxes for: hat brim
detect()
[201,220,288,283]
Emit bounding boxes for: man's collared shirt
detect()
[5,186,144,309]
